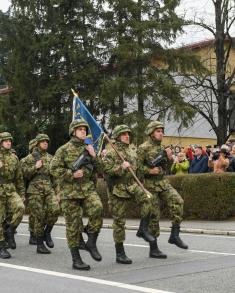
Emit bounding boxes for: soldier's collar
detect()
[115,141,129,148]
[148,137,161,146]
[35,147,46,154]
[70,137,85,146]
[0,146,11,154]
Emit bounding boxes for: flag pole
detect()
[103,134,151,198]
[71,88,150,198]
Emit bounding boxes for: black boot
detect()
[44,225,54,248]
[149,239,167,258]
[5,225,16,249]
[168,223,188,249]
[78,233,86,250]
[115,243,132,264]
[0,241,11,259]
[29,232,37,245]
[37,236,51,254]
[85,232,102,261]
[70,247,90,270]
[136,218,155,243]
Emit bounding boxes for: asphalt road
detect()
[1,223,235,293]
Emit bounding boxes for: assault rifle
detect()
[71,138,94,172]
[32,149,41,161]
[71,150,94,172]
[145,150,168,168]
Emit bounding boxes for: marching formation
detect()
[0,120,188,270]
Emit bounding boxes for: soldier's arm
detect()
[50,147,74,182]
[136,146,152,176]
[21,156,38,180]
[102,151,124,177]
[15,159,26,199]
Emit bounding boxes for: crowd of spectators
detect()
[168,135,235,176]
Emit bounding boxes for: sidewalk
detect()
[22,215,235,236]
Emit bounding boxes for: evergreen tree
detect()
[0,0,103,156]
[100,0,201,143]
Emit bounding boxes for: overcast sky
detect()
[0,0,234,46]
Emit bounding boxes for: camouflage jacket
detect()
[102,141,137,198]
[0,146,25,198]
[50,137,99,199]
[137,138,172,190]
[21,147,54,195]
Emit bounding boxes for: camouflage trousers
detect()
[110,183,155,243]
[148,181,184,235]
[61,191,103,249]
[25,196,35,233]
[27,191,60,236]
[0,190,25,241]
[28,214,35,233]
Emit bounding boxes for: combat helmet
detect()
[145,121,164,136]
[0,132,13,143]
[29,138,37,152]
[112,125,131,139]
[35,133,50,144]
[69,119,89,136]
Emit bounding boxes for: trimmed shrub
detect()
[97,173,235,220]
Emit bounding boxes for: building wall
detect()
[163,136,217,148]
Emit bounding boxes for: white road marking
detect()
[0,262,173,293]
[189,249,235,256]
[17,233,235,257]
[124,244,235,257]
[128,230,235,239]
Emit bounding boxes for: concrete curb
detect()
[21,219,235,236]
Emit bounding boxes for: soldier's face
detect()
[1,139,12,149]
[152,128,164,141]
[75,126,87,140]
[38,140,48,150]
[119,132,130,144]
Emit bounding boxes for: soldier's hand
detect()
[86,145,96,158]
[73,169,84,178]
[35,160,43,169]
[0,160,3,169]
[149,167,160,175]
[101,149,107,157]
[122,161,130,169]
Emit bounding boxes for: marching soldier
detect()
[0,132,25,258]
[102,125,165,265]
[137,121,188,249]
[21,134,60,254]
[20,138,38,245]
[50,120,103,271]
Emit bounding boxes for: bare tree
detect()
[180,0,235,145]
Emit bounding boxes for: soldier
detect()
[137,121,188,249]
[50,120,103,271]
[20,138,38,245]
[102,125,165,265]
[0,132,25,258]
[21,134,60,254]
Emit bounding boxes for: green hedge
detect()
[97,173,235,220]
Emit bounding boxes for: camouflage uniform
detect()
[3,148,21,233]
[20,138,38,244]
[21,134,60,253]
[0,132,25,257]
[50,120,103,270]
[102,125,158,263]
[137,121,188,249]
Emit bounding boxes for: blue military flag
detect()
[71,89,104,154]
